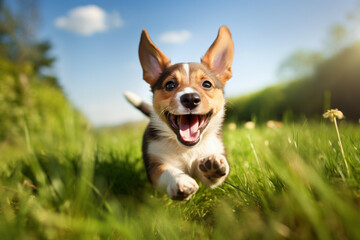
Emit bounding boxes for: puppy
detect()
[125,26,234,200]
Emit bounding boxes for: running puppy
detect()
[125,26,234,200]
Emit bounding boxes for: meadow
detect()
[2,2,360,239]
[1,117,360,240]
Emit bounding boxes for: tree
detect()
[277,50,324,81]
[324,25,349,56]
[0,0,57,85]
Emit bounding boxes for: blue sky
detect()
[34,0,358,126]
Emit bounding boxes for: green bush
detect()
[227,42,360,123]
[0,56,88,150]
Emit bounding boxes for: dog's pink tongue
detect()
[179,115,199,142]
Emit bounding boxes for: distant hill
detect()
[95,120,148,135]
[226,41,360,123]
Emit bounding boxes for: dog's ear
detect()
[201,26,234,84]
[139,30,171,86]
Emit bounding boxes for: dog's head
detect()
[139,26,234,146]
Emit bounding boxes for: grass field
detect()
[1,119,360,240]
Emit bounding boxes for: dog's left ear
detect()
[139,29,171,86]
[201,26,234,84]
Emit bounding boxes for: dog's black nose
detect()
[180,93,201,110]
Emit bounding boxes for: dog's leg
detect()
[148,162,199,200]
[195,153,229,188]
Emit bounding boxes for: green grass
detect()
[1,120,360,240]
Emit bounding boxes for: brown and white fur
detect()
[125,26,234,200]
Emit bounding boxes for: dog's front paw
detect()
[198,154,229,188]
[167,174,199,201]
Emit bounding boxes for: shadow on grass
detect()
[21,150,149,207]
[93,150,149,200]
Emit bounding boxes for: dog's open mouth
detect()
[166,111,212,146]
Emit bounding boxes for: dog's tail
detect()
[124,91,152,117]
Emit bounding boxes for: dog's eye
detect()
[165,80,177,91]
[202,80,212,89]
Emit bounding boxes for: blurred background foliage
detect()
[227,23,360,123]
[0,0,88,149]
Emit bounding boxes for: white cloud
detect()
[159,30,191,44]
[108,11,123,28]
[54,5,123,36]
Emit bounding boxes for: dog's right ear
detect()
[139,30,171,86]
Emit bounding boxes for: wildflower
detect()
[267,120,283,128]
[323,109,344,122]
[244,121,255,129]
[323,109,349,176]
[228,122,237,130]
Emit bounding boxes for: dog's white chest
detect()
[147,131,224,173]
